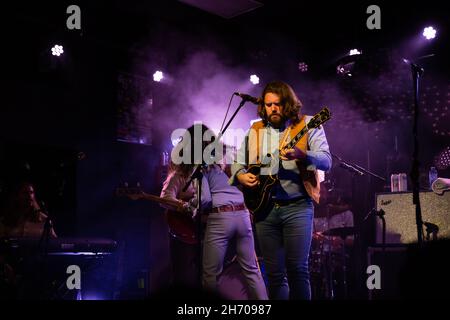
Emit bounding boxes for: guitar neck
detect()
[283,126,309,150]
[282,107,330,150]
[140,193,184,209]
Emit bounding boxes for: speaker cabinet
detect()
[375,191,450,244]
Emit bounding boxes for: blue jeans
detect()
[255,198,313,300]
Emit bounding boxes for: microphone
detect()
[77,151,86,161]
[402,58,424,75]
[234,92,261,105]
[424,221,439,241]
[39,201,49,215]
[339,162,364,175]
[424,221,439,232]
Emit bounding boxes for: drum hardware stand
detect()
[363,208,386,249]
[324,207,335,300]
[340,234,349,299]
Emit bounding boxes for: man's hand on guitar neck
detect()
[161,198,194,217]
[237,172,259,188]
[181,201,198,219]
[280,146,307,161]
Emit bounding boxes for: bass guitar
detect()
[116,185,199,244]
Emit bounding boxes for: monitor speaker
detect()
[375,191,450,244]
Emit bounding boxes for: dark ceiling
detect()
[4,0,449,152]
[6,0,449,73]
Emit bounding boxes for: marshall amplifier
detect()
[375,191,450,244]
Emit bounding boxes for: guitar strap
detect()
[249,116,321,204]
[248,120,264,165]
[290,117,321,204]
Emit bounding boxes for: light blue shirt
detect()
[193,165,245,210]
[229,116,332,200]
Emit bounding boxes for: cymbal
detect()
[313,203,352,218]
[327,203,351,214]
[322,227,357,238]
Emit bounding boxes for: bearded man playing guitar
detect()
[230,81,332,300]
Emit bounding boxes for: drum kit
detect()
[310,181,357,300]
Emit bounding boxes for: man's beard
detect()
[268,113,284,127]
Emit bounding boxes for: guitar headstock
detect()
[307,107,331,129]
[115,182,145,200]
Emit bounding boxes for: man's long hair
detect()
[169,123,220,178]
[257,81,303,125]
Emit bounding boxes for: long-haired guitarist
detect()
[229,80,332,300]
[160,152,201,289]
[167,123,268,299]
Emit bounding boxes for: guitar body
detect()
[165,209,198,245]
[242,164,278,222]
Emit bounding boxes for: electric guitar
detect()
[243,107,331,222]
[116,185,199,244]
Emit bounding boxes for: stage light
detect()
[81,294,106,300]
[336,51,362,78]
[250,74,260,85]
[51,45,64,56]
[153,71,164,82]
[423,26,436,40]
[298,62,308,72]
[337,64,354,77]
[349,49,362,56]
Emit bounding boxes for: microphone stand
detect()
[331,153,385,298]
[182,163,205,288]
[181,95,253,288]
[218,98,248,140]
[332,152,386,241]
[363,208,386,286]
[332,153,386,182]
[181,96,250,193]
[409,62,425,246]
[363,208,386,249]
[38,202,53,257]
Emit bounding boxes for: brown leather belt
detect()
[210,203,247,213]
